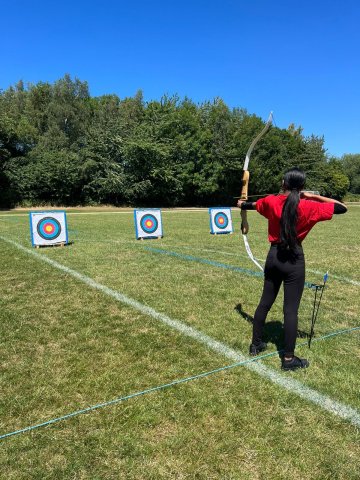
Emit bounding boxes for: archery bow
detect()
[240,111,273,271]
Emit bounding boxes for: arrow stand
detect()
[308,273,328,348]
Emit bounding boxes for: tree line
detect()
[0,75,358,208]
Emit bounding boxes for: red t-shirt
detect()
[256,194,334,243]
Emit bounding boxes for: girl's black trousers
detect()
[252,244,305,356]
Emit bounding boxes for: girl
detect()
[238,167,347,371]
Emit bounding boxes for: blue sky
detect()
[2,0,359,157]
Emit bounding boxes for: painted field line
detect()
[1,235,360,429]
[144,246,319,289]
[142,246,358,319]
[304,268,360,287]
[0,212,133,217]
[145,246,264,278]
[0,209,207,218]
[1,213,358,288]
[2,327,359,440]
[168,244,360,287]
[66,209,206,215]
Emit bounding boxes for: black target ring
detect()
[37,217,62,240]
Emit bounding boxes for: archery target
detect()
[134,209,163,239]
[209,207,233,234]
[30,211,68,246]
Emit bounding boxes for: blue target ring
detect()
[214,212,229,229]
[37,217,61,240]
[140,214,158,234]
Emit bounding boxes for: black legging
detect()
[252,244,305,356]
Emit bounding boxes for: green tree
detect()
[0,75,352,208]
[342,153,360,193]
[320,158,350,199]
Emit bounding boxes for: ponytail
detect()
[280,168,306,250]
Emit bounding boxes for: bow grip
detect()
[240,170,249,200]
[240,210,249,234]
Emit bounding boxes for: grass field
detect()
[0,206,359,479]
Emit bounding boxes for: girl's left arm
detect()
[237,200,256,210]
[301,192,347,215]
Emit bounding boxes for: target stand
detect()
[209,207,233,235]
[29,211,69,247]
[134,209,163,240]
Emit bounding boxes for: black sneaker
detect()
[282,356,309,371]
[249,342,267,356]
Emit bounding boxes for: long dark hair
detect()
[280,167,306,250]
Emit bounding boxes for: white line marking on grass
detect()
[1,235,360,428]
[0,209,207,218]
[170,245,360,287]
[0,212,134,217]
[1,215,359,287]
[305,269,360,287]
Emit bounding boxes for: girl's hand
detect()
[237,199,245,208]
[300,191,312,199]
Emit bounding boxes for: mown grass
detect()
[0,206,359,479]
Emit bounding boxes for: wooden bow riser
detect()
[240,171,249,201]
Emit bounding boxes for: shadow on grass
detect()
[234,303,310,355]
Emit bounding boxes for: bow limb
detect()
[239,112,273,272]
[242,112,273,173]
[240,169,263,271]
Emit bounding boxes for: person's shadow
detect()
[234,303,309,357]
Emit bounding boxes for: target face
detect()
[214,212,229,230]
[209,208,233,234]
[37,217,62,240]
[30,211,68,246]
[140,214,158,234]
[134,209,163,239]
